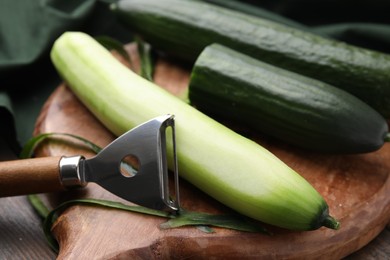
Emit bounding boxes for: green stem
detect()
[322,215,340,230]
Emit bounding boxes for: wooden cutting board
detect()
[33,44,390,259]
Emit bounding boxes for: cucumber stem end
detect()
[323,215,340,230]
[385,133,390,142]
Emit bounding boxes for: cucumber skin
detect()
[189,44,388,154]
[50,32,335,231]
[112,0,390,118]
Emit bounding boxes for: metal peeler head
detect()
[80,114,180,212]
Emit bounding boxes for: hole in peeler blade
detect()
[120,154,140,178]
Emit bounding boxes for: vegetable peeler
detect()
[0,114,180,212]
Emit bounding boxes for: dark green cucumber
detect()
[189,44,389,153]
[197,0,309,31]
[111,0,390,118]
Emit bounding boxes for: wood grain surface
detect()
[32,44,390,259]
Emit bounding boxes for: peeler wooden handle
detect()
[0,156,86,197]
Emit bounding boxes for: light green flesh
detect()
[51,32,329,230]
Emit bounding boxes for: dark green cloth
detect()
[0,92,19,154]
[1,0,390,157]
[1,0,132,150]
[1,0,93,76]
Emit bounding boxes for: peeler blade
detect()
[81,114,180,212]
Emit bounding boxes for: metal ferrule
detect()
[59,155,87,188]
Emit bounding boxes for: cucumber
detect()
[50,32,339,231]
[111,0,390,118]
[189,44,390,154]
[197,0,309,31]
